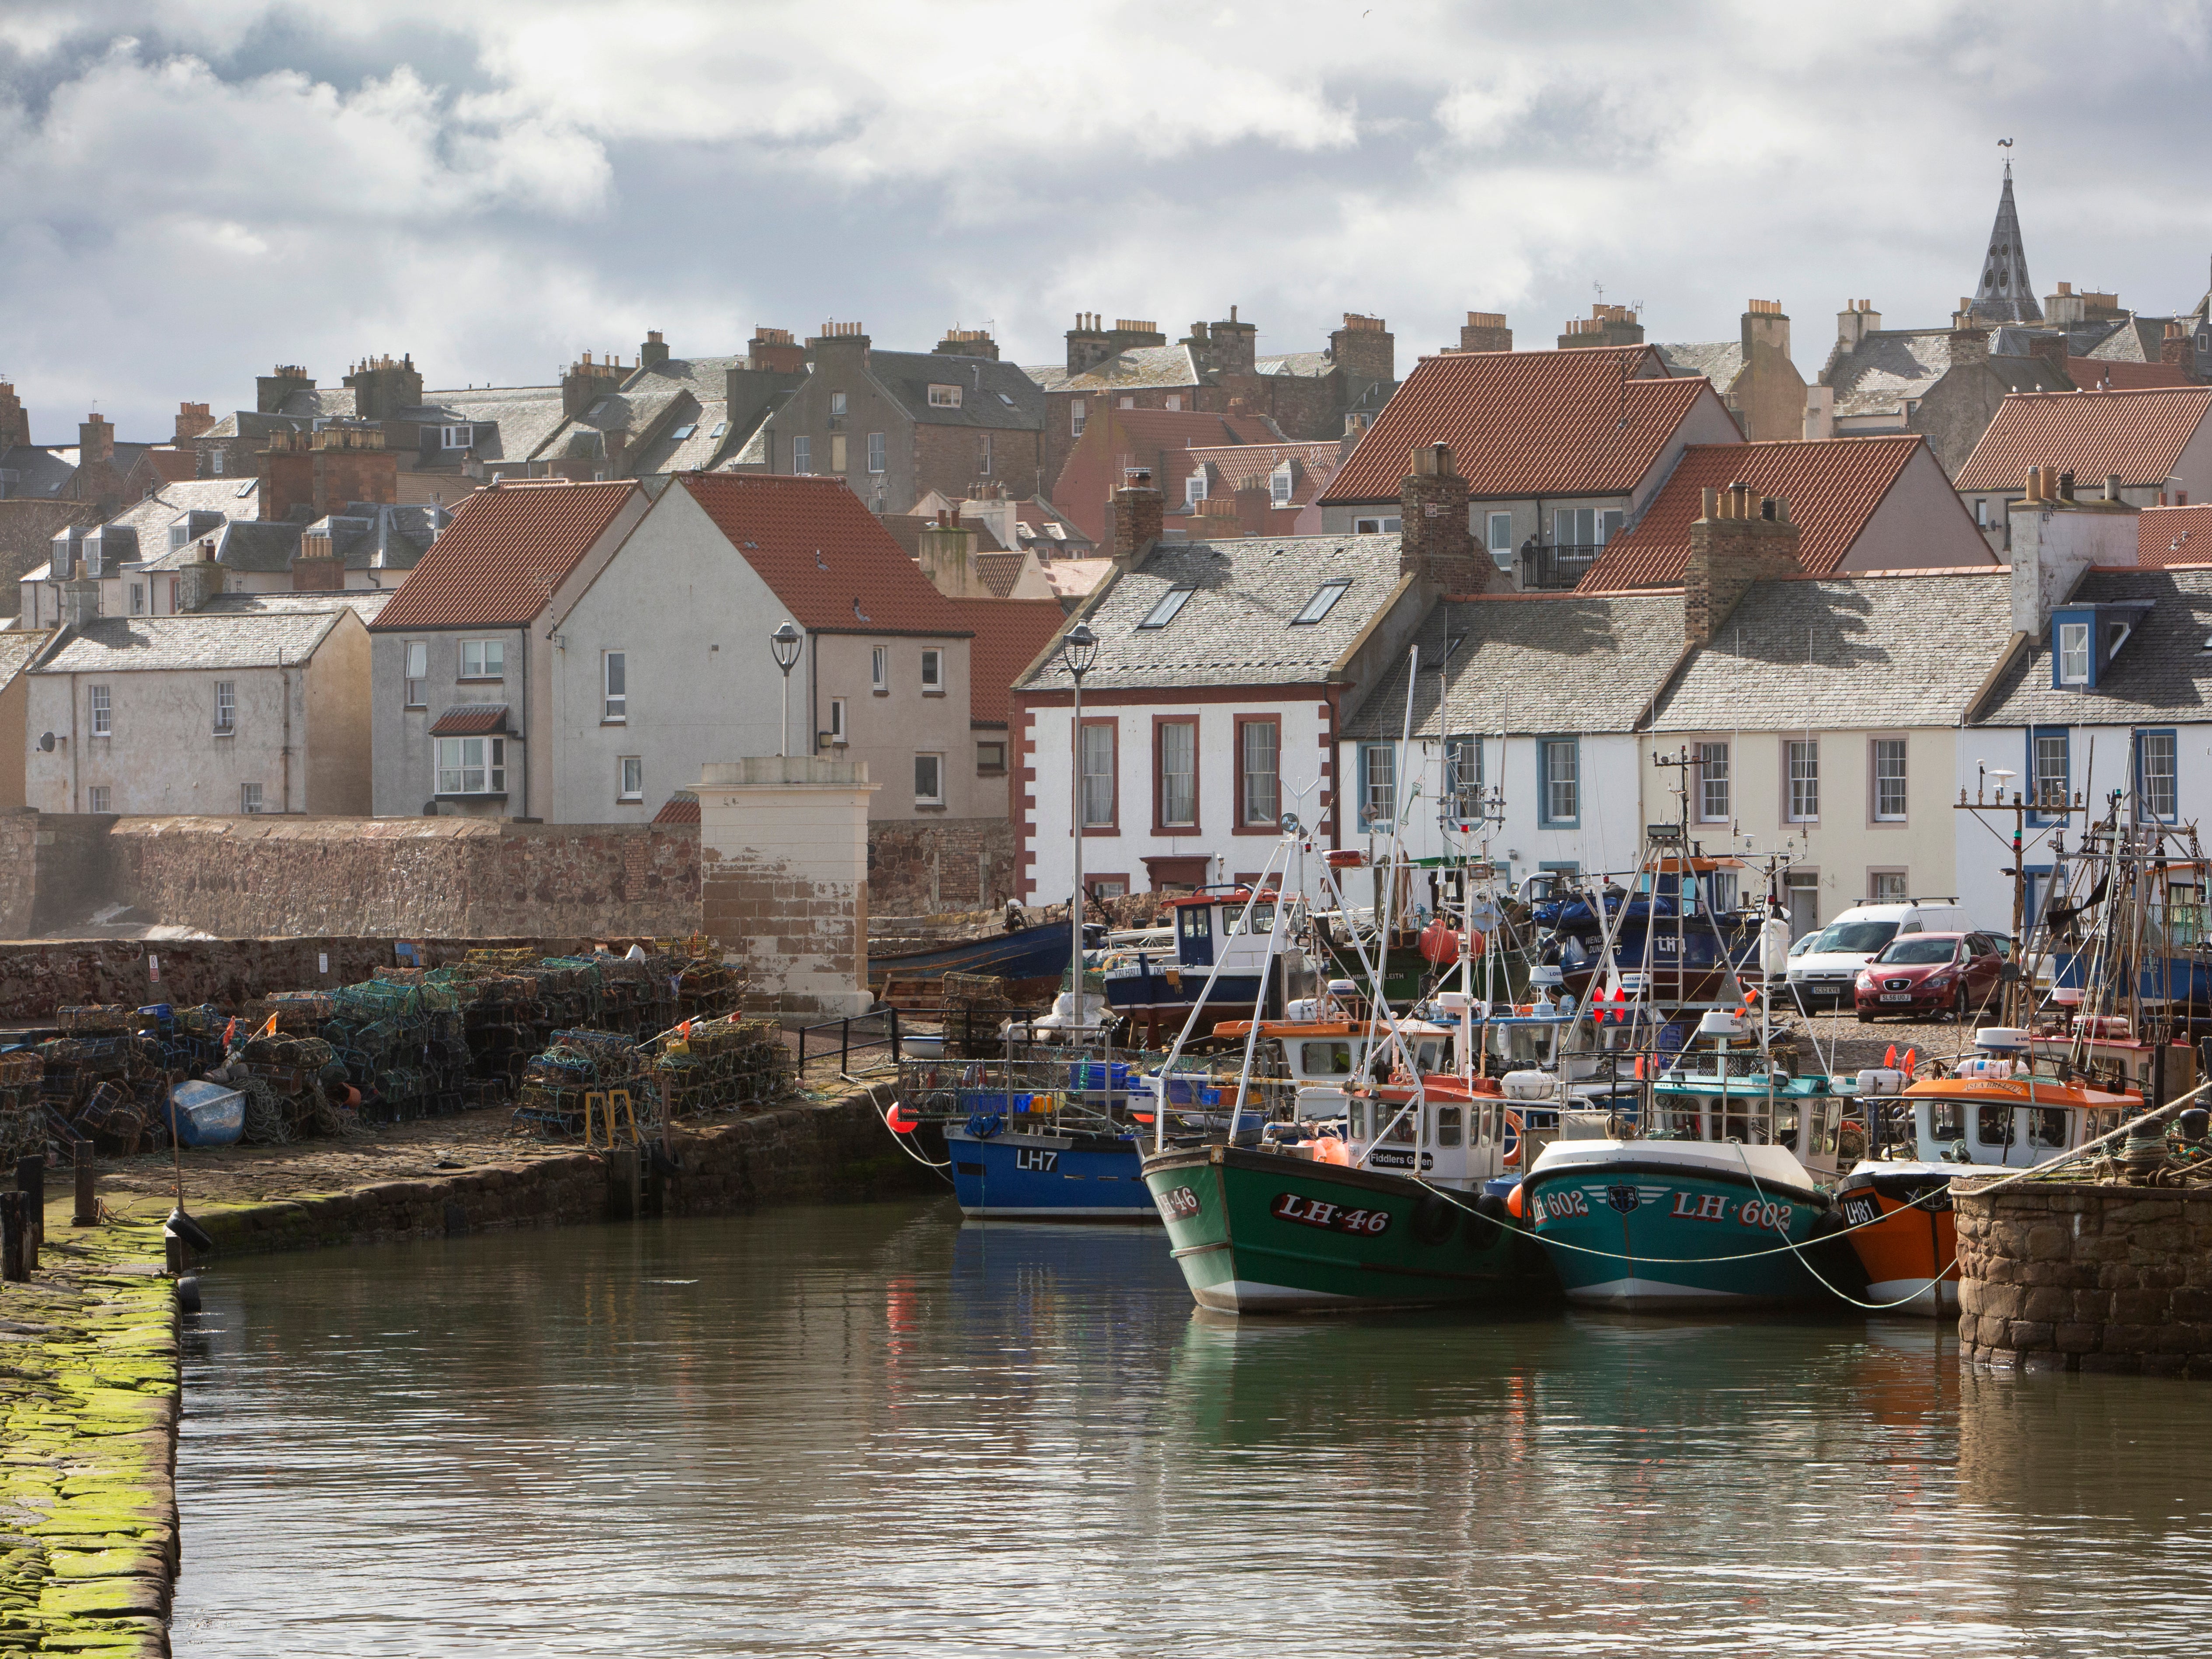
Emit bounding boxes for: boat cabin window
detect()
[1664,1108,1704,1140]
[1225,901,1276,935]
[1299,1040,1353,1076]
[1344,1099,1366,1139]
[1435,1105,1462,1147]
[1412,1040,1441,1072]
[1178,908,1213,946]
[1927,1101,1966,1144]
[1377,1104,1416,1144]
[2029,1107,2069,1149]
[1976,1106,2017,1150]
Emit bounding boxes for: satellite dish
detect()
[37,733,54,752]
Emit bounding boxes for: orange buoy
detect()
[886,1103,918,1134]
[1506,1181,1525,1219]
[1419,919,1460,967]
[1312,1136,1351,1165]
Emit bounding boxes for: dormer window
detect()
[1138,584,1197,630]
[1270,461,1294,507]
[927,384,961,408]
[2104,618,2133,662]
[1184,470,1207,510]
[439,424,473,450]
[1291,579,1351,625]
[2057,621,2090,685]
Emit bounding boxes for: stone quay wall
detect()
[194,1089,932,1255]
[866,817,1016,915]
[1956,1179,2212,1376]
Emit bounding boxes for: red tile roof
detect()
[653,790,700,825]
[1050,407,1287,542]
[372,480,638,630]
[1580,436,1941,589]
[429,703,509,735]
[947,598,1067,725]
[2139,504,2212,567]
[2066,357,2195,391]
[676,473,970,636]
[1319,347,1718,504]
[1953,386,2212,492]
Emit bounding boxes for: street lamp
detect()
[769,621,802,758]
[1062,621,1099,1002]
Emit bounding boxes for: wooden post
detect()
[15,1156,41,1261]
[605,1147,638,1222]
[72,1142,96,1228]
[0,1193,24,1283]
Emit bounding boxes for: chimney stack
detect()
[1684,483,1803,645]
[173,401,214,442]
[1558,304,1644,351]
[640,330,670,370]
[1457,312,1513,354]
[560,350,625,420]
[291,524,345,591]
[935,328,1001,361]
[1836,299,1881,349]
[77,412,115,466]
[0,382,29,450]
[2163,321,2198,376]
[256,364,313,415]
[177,539,225,613]
[1110,467,1164,569]
[1329,313,1393,387]
[2008,466,2140,636]
[2026,333,2067,374]
[1398,444,1496,592]
[1948,323,1990,369]
[745,327,807,375]
[342,353,424,421]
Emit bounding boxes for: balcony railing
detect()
[1519,543,1602,591]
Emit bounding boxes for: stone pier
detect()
[1955,1178,2212,1376]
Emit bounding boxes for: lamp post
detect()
[769,621,802,758]
[1062,622,1099,1000]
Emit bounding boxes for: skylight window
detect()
[1138,584,1198,630]
[710,421,728,438]
[588,400,609,418]
[998,392,1016,406]
[670,424,697,441]
[1291,578,1352,625]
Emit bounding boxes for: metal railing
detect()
[1520,542,1602,591]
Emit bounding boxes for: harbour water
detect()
[176,1200,2212,1656]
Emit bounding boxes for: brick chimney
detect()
[256,365,313,415]
[1110,468,1164,569]
[177,540,225,612]
[1329,314,1394,387]
[808,323,871,389]
[291,524,345,591]
[1948,323,1990,369]
[935,328,1000,361]
[1684,483,1802,645]
[1398,444,1494,591]
[343,353,424,421]
[640,330,670,370]
[173,401,214,442]
[260,425,396,522]
[0,382,28,450]
[746,327,807,375]
[77,413,115,466]
[2009,466,2139,636]
[61,572,100,629]
[1457,312,1513,353]
[2026,333,2067,374]
[1558,304,1644,350]
[917,510,981,597]
[1741,299,1790,365]
[2163,321,2198,376]
[560,350,625,420]
[1836,300,1881,350]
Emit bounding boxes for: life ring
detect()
[1501,1109,1525,1166]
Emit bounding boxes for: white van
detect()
[1784,901,1974,1009]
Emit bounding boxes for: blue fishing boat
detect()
[1518,1010,1861,1309]
[1100,888,1280,1042]
[945,1116,1155,1220]
[869,918,1075,991]
[1533,855,1754,1005]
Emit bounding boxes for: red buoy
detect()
[1419,919,1460,967]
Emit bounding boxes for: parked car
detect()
[1786,901,1974,1008]
[1853,931,2007,1022]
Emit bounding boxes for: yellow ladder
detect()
[583,1089,638,1150]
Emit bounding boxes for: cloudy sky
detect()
[3,0,2209,440]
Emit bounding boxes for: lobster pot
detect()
[643,1015,790,1119]
[513,1027,648,1138]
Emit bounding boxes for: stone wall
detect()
[866,815,1016,915]
[104,815,701,939]
[194,1089,932,1254]
[1956,1179,2212,1376]
[0,809,117,939]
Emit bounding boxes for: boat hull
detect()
[869,919,1072,984]
[1834,1165,1958,1315]
[945,1124,1157,1221]
[1521,1146,1851,1310]
[1140,1144,1556,1314]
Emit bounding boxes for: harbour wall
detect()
[1956,1179,2212,1376]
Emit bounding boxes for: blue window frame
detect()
[2028,727,2070,825]
[2136,728,2178,821]
[1539,737,1580,827]
[1358,742,1396,830]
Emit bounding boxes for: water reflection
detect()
[176,1203,2212,1656]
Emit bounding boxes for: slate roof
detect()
[0,446,80,499]
[1580,437,1970,589]
[1256,351,1335,379]
[869,352,1044,430]
[1319,347,1715,505]
[97,479,262,563]
[2082,318,2170,364]
[34,596,362,675]
[1823,330,1955,418]
[409,386,568,463]
[1652,569,2014,732]
[1975,565,2212,727]
[1953,387,2212,492]
[372,480,640,630]
[0,630,53,688]
[1342,591,1690,741]
[534,358,742,476]
[675,473,970,637]
[1032,344,1203,396]
[313,503,447,571]
[276,387,358,420]
[946,598,1067,725]
[1655,341,1745,388]
[1017,534,1404,696]
[2139,505,2212,567]
[205,520,303,574]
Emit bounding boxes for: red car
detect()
[1853,931,2005,1022]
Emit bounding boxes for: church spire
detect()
[1969,160,2042,324]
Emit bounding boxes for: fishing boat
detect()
[1533,852,1756,1006]
[1519,1008,1862,1310]
[1836,1026,2148,1313]
[1101,887,1296,1042]
[868,916,1076,999]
